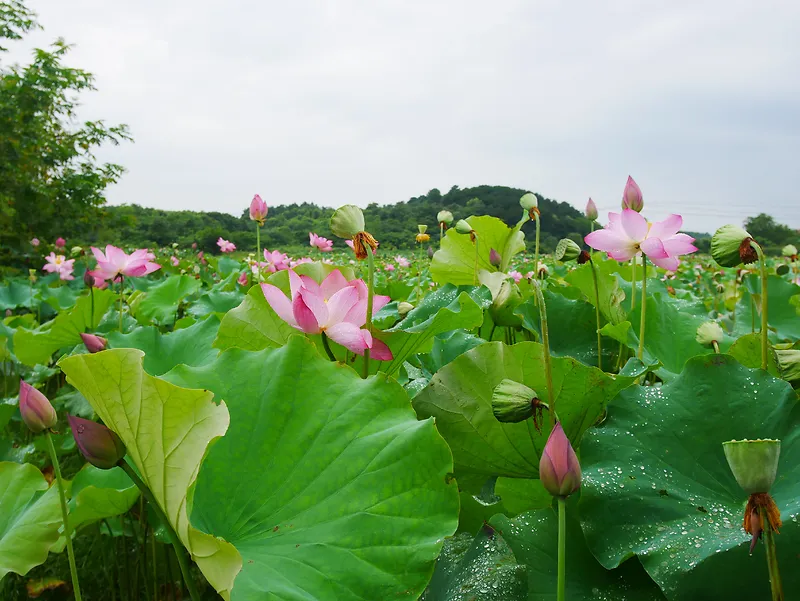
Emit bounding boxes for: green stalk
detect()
[557,496,567,601]
[255,224,261,282]
[362,245,375,379]
[532,281,555,415]
[321,331,337,362]
[117,460,200,601]
[118,277,124,333]
[89,287,94,330]
[589,257,603,370]
[473,235,479,286]
[637,255,647,361]
[752,241,769,371]
[45,431,82,601]
[534,213,541,280]
[760,507,784,601]
[439,223,444,249]
[630,259,637,310]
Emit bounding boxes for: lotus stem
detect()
[363,245,375,378]
[321,331,337,362]
[557,496,567,601]
[751,241,769,371]
[532,281,555,416]
[637,256,647,361]
[45,431,83,601]
[255,224,261,282]
[117,459,200,601]
[89,287,94,330]
[439,223,444,249]
[760,507,783,601]
[631,258,637,310]
[534,213,541,280]
[118,277,124,333]
[589,257,603,370]
[473,235,479,286]
[712,341,720,354]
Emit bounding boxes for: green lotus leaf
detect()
[187,290,244,318]
[578,354,800,600]
[163,336,459,601]
[0,280,38,311]
[564,254,627,325]
[735,274,800,341]
[136,275,202,325]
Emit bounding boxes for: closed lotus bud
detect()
[437,210,454,226]
[539,422,582,497]
[80,332,107,353]
[19,380,57,433]
[427,246,435,259]
[782,244,797,259]
[585,198,598,221]
[776,264,789,276]
[711,225,757,267]
[489,248,502,267]
[249,194,268,224]
[492,379,539,423]
[554,238,582,262]
[330,205,366,239]
[723,439,780,494]
[84,270,95,288]
[621,176,643,212]
[519,192,538,210]
[68,415,126,470]
[696,321,724,346]
[192,242,197,250]
[418,224,428,235]
[454,219,473,235]
[398,301,414,316]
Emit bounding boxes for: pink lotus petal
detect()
[292,292,321,333]
[640,237,669,259]
[320,270,349,298]
[369,338,393,361]
[326,322,370,354]
[650,255,680,272]
[261,284,297,327]
[607,248,638,261]
[371,294,391,315]
[585,229,632,254]
[662,233,697,256]
[647,214,683,241]
[288,269,305,299]
[620,209,648,242]
[299,275,321,296]
[325,286,360,326]
[298,287,328,327]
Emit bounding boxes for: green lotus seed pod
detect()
[519,192,538,210]
[437,210,454,225]
[397,301,414,316]
[492,379,539,423]
[454,219,473,235]
[711,225,754,267]
[723,439,780,494]
[695,321,724,346]
[330,205,366,239]
[555,238,582,262]
[782,244,797,258]
[418,224,428,235]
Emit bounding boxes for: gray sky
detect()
[8,0,800,233]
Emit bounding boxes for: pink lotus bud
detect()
[249,194,268,223]
[19,380,57,433]
[191,242,197,250]
[55,237,66,248]
[539,421,582,497]
[80,332,107,353]
[68,415,126,469]
[585,198,598,221]
[84,270,95,288]
[489,248,502,267]
[31,238,40,247]
[621,176,643,212]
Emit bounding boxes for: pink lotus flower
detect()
[55,237,66,248]
[31,238,40,247]
[395,256,410,268]
[237,272,249,286]
[586,198,598,221]
[19,380,57,433]
[309,232,333,252]
[90,245,161,281]
[539,421,582,497]
[217,238,236,253]
[263,249,289,272]
[170,256,180,266]
[43,252,75,280]
[584,209,697,271]
[621,176,643,212]
[385,264,395,272]
[290,257,313,268]
[249,194,268,223]
[262,269,392,359]
[80,332,107,353]
[83,271,108,290]
[508,270,523,284]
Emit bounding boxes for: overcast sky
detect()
[7,0,800,233]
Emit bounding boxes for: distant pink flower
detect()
[43,252,75,280]
[263,249,289,272]
[217,238,236,253]
[261,269,392,359]
[395,256,410,268]
[90,245,161,281]
[30,238,40,247]
[309,232,333,252]
[55,237,66,248]
[170,256,180,266]
[584,209,697,271]
[508,270,523,283]
[237,272,248,286]
[249,194,268,223]
[191,242,198,250]
[290,257,313,268]
[585,198,598,221]
[385,264,395,272]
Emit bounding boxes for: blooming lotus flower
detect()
[43,252,75,280]
[539,421,582,497]
[80,332,107,353]
[31,238,40,247]
[55,237,66,248]
[309,232,333,252]
[90,245,161,280]
[395,256,410,268]
[249,194,268,224]
[217,238,236,253]
[621,176,643,212]
[508,270,523,284]
[263,249,289,272]
[170,256,180,266]
[385,264,395,272]
[19,380,57,433]
[584,209,697,271]
[68,415,126,470]
[585,198,598,221]
[262,269,392,359]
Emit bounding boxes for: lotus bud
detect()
[68,415,126,470]
[723,439,780,494]
[80,332,107,353]
[489,248,502,267]
[437,210,454,226]
[491,379,540,423]
[192,242,197,250]
[19,380,57,433]
[427,246,435,259]
[585,198,598,221]
[711,225,758,267]
[249,194,268,224]
[554,238,582,262]
[55,237,66,248]
[621,176,643,212]
[454,220,473,235]
[418,224,428,235]
[84,270,95,288]
[398,301,414,316]
[776,264,789,276]
[782,244,797,259]
[695,322,724,346]
[540,422,582,497]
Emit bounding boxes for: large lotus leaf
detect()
[494,477,552,517]
[163,337,459,601]
[579,354,800,600]
[421,525,527,601]
[727,332,781,377]
[0,462,62,581]
[431,216,525,286]
[59,349,241,600]
[0,280,37,310]
[491,503,666,601]
[41,285,81,312]
[412,341,647,479]
[734,274,800,341]
[136,275,202,325]
[13,289,116,366]
[564,254,627,324]
[108,315,220,376]
[187,290,244,318]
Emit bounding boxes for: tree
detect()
[744,213,799,250]
[0,0,131,258]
